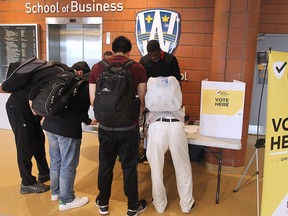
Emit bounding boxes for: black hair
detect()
[103,51,113,56]
[112,36,132,54]
[147,40,161,52]
[72,61,90,74]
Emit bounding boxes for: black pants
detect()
[97,125,140,210]
[6,103,50,186]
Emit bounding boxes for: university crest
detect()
[135,9,181,56]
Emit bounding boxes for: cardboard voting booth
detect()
[199,80,245,139]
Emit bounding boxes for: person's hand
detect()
[76,70,83,77]
[139,115,144,125]
[31,108,37,116]
[90,119,98,125]
[40,117,45,125]
[29,100,38,115]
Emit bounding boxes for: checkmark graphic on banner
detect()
[276,62,287,73]
[273,61,287,79]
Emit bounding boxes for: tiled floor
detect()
[0,129,264,216]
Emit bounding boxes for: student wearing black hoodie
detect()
[4,59,66,194]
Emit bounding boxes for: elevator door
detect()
[46,17,102,69]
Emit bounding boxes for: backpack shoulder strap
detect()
[123,60,136,68]
[99,59,135,68]
[98,59,111,68]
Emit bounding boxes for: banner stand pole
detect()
[233,139,265,216]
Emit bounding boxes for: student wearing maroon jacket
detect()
[89,36,147,216]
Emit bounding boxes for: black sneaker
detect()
[138,151,147,163]
[20,182,50,194]
[38,173,50,183]
[183,201,196,214]
[127,199,147,216]
[95,198,109,215]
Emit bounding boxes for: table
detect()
[185,125,242,204]
[84,124,242,204]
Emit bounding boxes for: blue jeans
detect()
[46,131,81,203]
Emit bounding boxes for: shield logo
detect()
[136,9,181,56]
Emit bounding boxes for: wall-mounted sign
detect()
[25,1,123,14]
[0,24,39,84]
[136,9,180,56]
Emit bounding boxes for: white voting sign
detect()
[199,80,245,139]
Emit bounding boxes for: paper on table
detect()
[185,125,198,134]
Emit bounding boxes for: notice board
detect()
[199,80,246,139]
[0,24,40,84]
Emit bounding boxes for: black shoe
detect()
[95,198,109,215]
[38,173,50,183]
[138,151,147,163]
[127,199,147,216]
[20,182,50,194]
[183,201,195,214]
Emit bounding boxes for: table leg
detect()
[216,148,223,204]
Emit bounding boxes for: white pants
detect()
[146,121,194,213]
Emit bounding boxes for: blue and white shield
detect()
[136,9,181,56]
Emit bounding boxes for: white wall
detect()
[0,93,11,130]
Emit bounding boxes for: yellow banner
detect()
[261,50,288,216]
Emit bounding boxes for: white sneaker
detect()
[51,194,59,201]
[59,196,89,211]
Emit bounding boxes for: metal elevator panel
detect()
[46,17,102,68]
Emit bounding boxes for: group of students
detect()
[4,36,195,215]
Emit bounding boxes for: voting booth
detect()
[199,80,246,139]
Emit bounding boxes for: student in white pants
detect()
[146,110,195,214]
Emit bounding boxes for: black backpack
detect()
[93,59,140,127]
[1,57,53,93]
[32,70,87,117]
[188,144,205,162]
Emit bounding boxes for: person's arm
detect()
[137,82,147,117]
[89,83,96,107]
[171,56,182,81]
[28,80,47,116]
[89,63,102,107]
[28,99,38,115]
